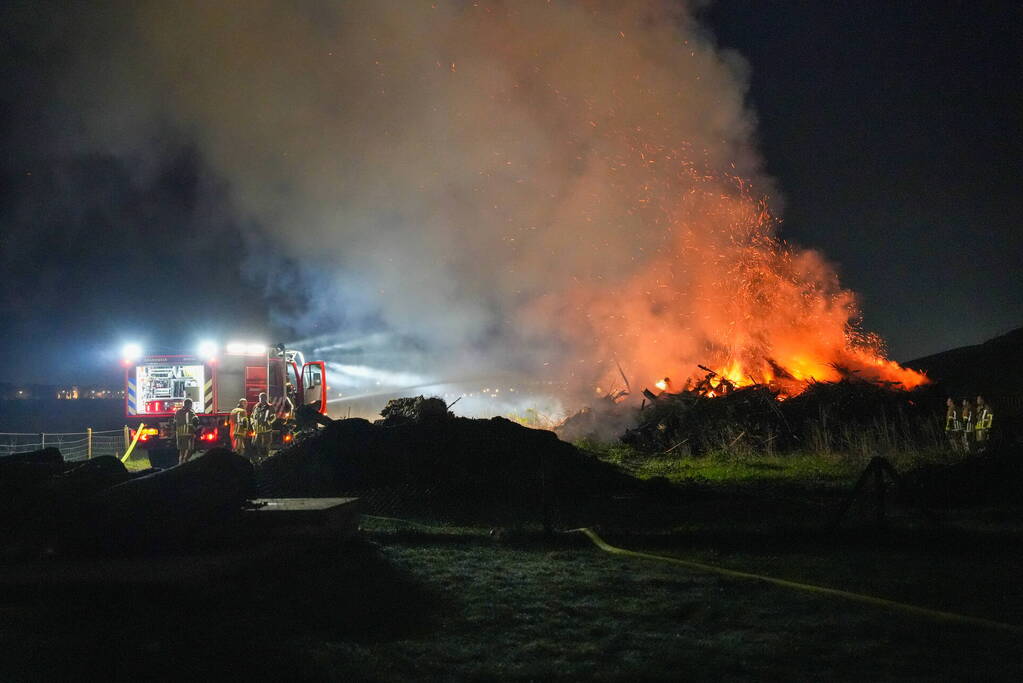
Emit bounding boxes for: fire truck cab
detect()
[122,342,327,466]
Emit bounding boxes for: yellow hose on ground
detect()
[575,527,1021,634]
[120,423,145,463]
[358,515,1019,634]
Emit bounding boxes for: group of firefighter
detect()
[945,395,994,452]
[173,388,295,465]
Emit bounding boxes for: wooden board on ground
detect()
[244,497,360,539]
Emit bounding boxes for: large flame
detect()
[528,165,928,399]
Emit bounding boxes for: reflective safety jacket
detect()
[174,408,197,437]
[252,402,274,434]
[275,396,295,420]
[960,407,973,432]
[945,409,960,432]
[230,407,250,437]
[975,408,993,431]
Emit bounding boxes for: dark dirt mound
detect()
[1,449,254,558]
[258,413,642,524]
[93,448,254,550]
[1,453,135,544]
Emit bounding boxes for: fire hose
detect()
[361,514,1020,634]
[120,422,146,463]
[574,527,1022,635]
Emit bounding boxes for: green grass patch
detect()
[579,439,863,486]
[121,449,152,472]
[316,529,1022,680]
[578,438,968,489]
[3,513,1019,679]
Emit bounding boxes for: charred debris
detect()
[565,365,941,456]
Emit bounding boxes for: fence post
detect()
[87,427,93,459]
[123,425,130,450]
[39,432,45,449]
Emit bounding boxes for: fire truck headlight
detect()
[198,340,218,360]
[121,343,143,363]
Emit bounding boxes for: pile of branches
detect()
[623,384,784,454]
[623,379,933,456]
[377,395,452,426]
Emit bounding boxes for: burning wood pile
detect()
[621,371,935,457]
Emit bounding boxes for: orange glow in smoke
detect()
[534,167,929,399]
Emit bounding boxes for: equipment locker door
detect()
[245,365,268,405]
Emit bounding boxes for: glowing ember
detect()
[533,164,929,400]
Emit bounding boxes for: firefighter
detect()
[229,398,250,454]
[275,384,297,443]
[174,398,199,465]
[283,383,297,419]
[960,398,974,452]
[944,397,961,450]
[251,392,275,462]
[975,395,993,450]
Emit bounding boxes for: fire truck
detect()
[122,341,327,466]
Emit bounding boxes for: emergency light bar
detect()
[226,341,267,356]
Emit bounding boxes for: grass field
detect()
[579,437,967,484]
[2,447,1021,680]
[3,528,1021,681]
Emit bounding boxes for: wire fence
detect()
[0,429,127,461]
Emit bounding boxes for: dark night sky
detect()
[0,1,1020,385]
[706,0,1022,360]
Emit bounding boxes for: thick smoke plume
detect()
[70,0,923,408]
